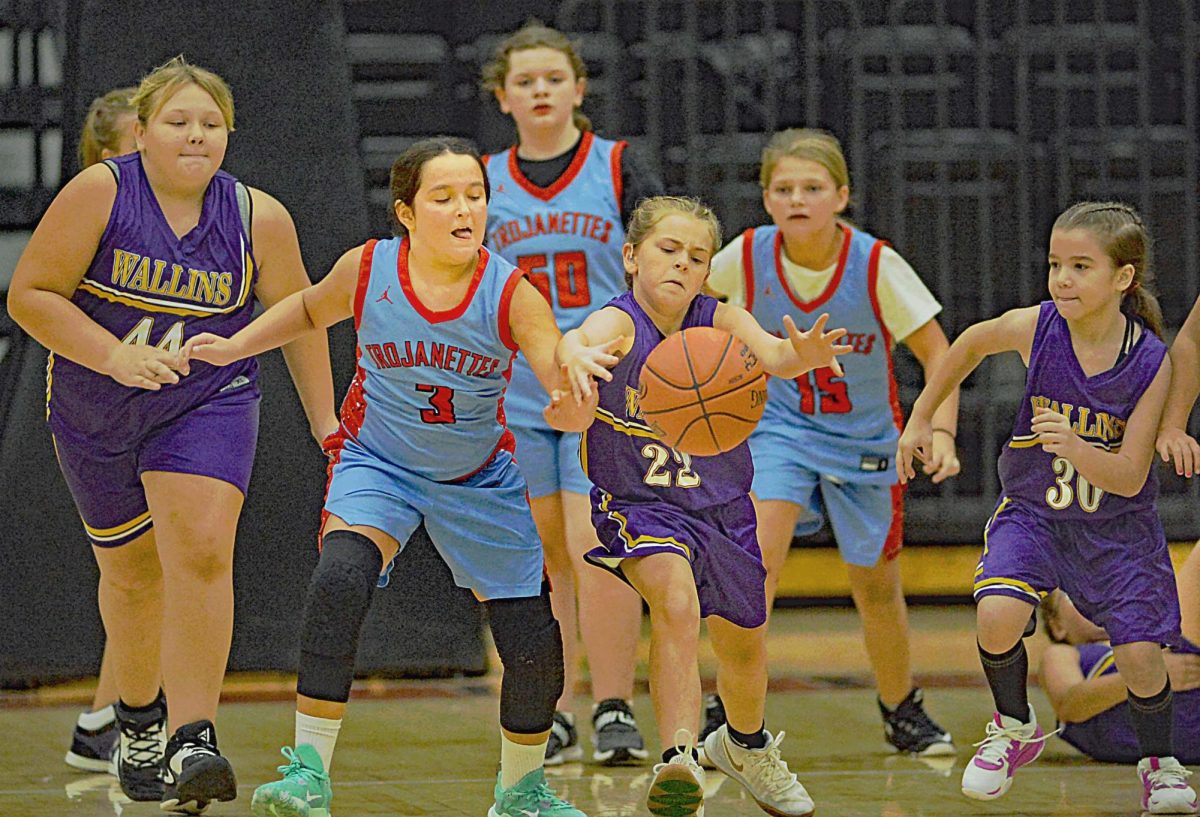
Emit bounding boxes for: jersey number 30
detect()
[1045,456,1104,513]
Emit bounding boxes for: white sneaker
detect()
[1139,756,1198,814]
[960,706,1049,801]
[648,730,705,817]
[702,724,814,817]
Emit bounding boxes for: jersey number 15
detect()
[796,367,852,414]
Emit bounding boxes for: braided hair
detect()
[1052,201,1164,337]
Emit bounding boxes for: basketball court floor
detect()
[0,606,1157,816]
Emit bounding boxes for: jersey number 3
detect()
[416,384,456,424]
[796,367,852,414]
[517,252,590,308]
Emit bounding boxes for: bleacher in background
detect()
[3,0,1200,544]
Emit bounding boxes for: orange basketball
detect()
[638,326,768,456]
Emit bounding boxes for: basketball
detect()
[638,326,768,457]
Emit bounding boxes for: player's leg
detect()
[142,470,244,811]
[562,484,646,764]
[620,552,706,817]
[1180,540,1200,644]
[66,645,121,773]
[704,616,814,817]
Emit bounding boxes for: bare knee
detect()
[100,559,163,596]
[849,561,903,614]
[649,586,700,632]
[163,533,234,585]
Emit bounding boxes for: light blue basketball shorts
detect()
[510,424,591,499]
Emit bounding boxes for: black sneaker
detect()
[591,698,648,765]
[161,720,237,814]
[113,693,167,801]
[65,706,118,772]
[880,687,955,756]
[544,711,583,765]
[695,693,726,769]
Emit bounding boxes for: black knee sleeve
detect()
[296,530,383,703]
[486,590,564,735]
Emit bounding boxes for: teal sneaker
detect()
[488,768,587,816]
[251,745,332,817]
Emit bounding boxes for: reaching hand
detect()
[562,335,625,404]
[1156,426,1200,478]
[783,313,850,376]
[544,383,598,433]
[1166,652,1200,693]
[103,343,189,390]
[896,417,933,484]
[183,332,243,367]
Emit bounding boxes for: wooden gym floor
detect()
[0,605,1157,816]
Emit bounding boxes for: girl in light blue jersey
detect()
[189,136,614,817]
[705,129,960,759]
[481,21,663,765]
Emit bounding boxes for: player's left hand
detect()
[784,313,850,377]
[924,429,961,483]
[544,382,597,433]
[183,332,243,367]
[1031,406,1081,457]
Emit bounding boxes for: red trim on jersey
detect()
[775,224,851,313]
[397,238,490,324]
[508,130,595,202]
[883,482,905,561]
[481,153,491,168]
[865,239,905,434]
[318,361,369,550]
[740,228,757,313]
[498,269,525,352]
[610,139,627,211]
[353,239,378,330]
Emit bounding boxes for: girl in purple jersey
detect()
[189,137,612,817]
[481,21,661,764]
[9,57,337,813]
[62,85,138,776]
[557,196,849,817]
[897,202,1197,814]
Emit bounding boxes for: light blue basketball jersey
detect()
[484,132,628,428]
[341,237,522,482]
[743,224,902,484]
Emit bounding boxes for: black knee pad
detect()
[486,591,564,735]
[296,530,383,703]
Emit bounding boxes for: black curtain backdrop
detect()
[1,0,485,687]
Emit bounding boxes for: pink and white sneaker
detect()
[1138,757,1197,814]
[960,707,1049,801]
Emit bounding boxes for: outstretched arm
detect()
[898,306,1039,483]
[904,318,961,483]
[248,189,338,443]
[713,303,849,379]
[556,306,635,403]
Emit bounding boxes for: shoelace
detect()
[890,704,943,738]
[1147,763,1194,790]
[528,779,576,813]
[276,747,328,783]
[971,720,1057,765]
[652,728,701,776]
[121,722,165,769]
[739,731,800,796]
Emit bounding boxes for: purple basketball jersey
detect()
[47,152,258,440]
[582,291,753,510]
[998,301,1166,520]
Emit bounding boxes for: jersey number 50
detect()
[517,252,590,309]
[796,367,852,414]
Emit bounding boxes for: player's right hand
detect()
[183,332,241,367]
[896,417,933,484]
[103,342,188,390]
[1156,426,1200,478]
[564,335,624,404]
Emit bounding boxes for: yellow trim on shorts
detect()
[83,510,153,541]
[597,491,692,559]
[1087,651,1117,680]
[972,577,1046,603]
[593,407,658,439]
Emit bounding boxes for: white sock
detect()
[296,711,342,773]
[78,705,115,730]
[500,732,546,789]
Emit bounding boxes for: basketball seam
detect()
[640,373,767,415]
[680,330,721,453]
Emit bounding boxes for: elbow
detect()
[6,286,35,332]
